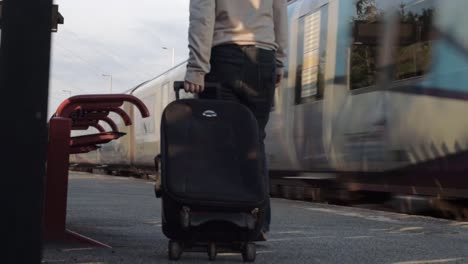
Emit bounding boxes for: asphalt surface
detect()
[43,172,468,264]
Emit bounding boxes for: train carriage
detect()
[71,0,468,199]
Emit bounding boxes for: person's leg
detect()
[237,46,276,235]
[202,44,276,236]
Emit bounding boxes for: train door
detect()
[325,0,429,172]
[385,0,468,169]
[265,0,303,171]
[380,0,439,170]
[431,0,468,159]
[291,0,332,171]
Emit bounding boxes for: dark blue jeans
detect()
[201,44,276,232]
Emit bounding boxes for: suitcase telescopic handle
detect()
[173,81,220,100]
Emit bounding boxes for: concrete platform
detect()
[43,172,468,263]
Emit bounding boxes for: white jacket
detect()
[185,0,288,86]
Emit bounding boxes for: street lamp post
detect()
[162,47,175,67]
[102,74,113,94]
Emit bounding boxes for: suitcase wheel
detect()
[207,242,217,261]
[168,240,183,260]
[242,242,256,262]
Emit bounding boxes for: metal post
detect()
[0,0,52,262]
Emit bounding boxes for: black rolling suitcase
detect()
[156,81,267,262]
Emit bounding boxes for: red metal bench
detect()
[44,94,149,247]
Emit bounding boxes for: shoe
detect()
[154,176,162,198]
[257,231,268,241]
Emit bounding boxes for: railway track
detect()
[270,173,468,221]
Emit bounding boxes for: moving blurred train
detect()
[71,0,468,199]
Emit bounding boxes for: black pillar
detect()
[0,0,52,263]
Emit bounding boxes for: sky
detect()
[48,0,190,115]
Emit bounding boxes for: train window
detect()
[295,4,328,104]
[350,0,384,90]
[350,0,435,89]
[394,0,435,80]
